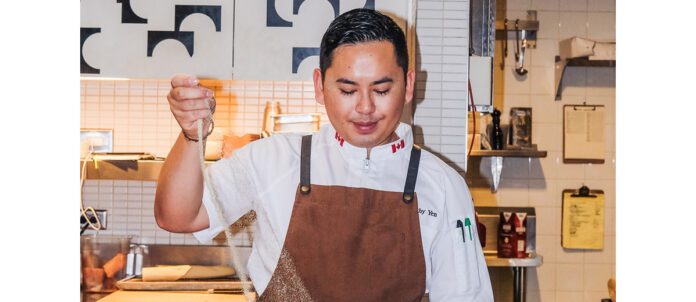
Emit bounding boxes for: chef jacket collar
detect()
[322,122,414,161]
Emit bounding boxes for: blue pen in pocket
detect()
[456,219,466,242]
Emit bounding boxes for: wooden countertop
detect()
[98,290,253,302]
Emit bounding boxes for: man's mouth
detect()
[352,121,378,134]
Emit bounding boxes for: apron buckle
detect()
[402,193,413,203]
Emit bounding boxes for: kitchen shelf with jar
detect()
[469,147,547,193]
[80,153,216,181]
[82,159,163,181]
[469,109,547,192]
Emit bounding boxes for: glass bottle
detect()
[491,108,504,150]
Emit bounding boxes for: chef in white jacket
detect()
[155,8,493,302]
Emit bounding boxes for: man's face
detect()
[313,41,415,149]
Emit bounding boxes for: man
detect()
[156,8,493,301]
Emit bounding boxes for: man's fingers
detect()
[168,74,216,139]
[184,109,214,123]
[170,74,200,88]
[172,98,215,111]
[170,86,214,101]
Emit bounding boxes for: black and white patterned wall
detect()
[80,0,411,80]
[81,0,232,79]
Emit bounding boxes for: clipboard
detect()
[561,186,605,250]
[563,104,605,163]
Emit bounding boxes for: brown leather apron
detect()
[257,135,426,302]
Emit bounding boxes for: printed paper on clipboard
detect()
[561,187,605,250]
[563,104,605,163]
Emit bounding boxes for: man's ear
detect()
[313,68,325,105]
[404,69,416,105]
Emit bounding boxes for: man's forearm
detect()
[155,132,208,232]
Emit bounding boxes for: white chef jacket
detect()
[194,122,493,301]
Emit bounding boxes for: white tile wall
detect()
[506,0,532,11]
[556,263,585,291]
[556,291,584,302]
[587,12,615,40]
[536,11,560,39]
[559,12,589,39]
[80,79,328,158]
[81,179,250,246]
[530,39,560,68]
[560,0,587,12]
[588,0,615,12]
[583,263,613,291]
[529,262,557,291]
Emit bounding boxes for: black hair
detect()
[319,8,408,81]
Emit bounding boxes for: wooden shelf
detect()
[554,56,616,100]
[469,149,547,158]
[468,149,547,193]
[80,159,216,181]
[81,160,163,181]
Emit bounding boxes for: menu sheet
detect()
[561,190,605,250]
[563,105,605,163]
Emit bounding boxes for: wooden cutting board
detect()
[98,290,253,302]
[142,265,235,281]
[116,277,251,291]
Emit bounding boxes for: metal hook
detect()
[514,19,528,76]
[501,18,508,70]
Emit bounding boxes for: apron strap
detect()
[299,135,312,194]
[402,145,421,204]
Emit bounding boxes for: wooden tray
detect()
[116,276,253,291]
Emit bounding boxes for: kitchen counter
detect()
[98,290,431,302]
[98,290,253,302]
[82,291,112,302]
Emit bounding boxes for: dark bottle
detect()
[475,212,486,248]
[491,109,504,150]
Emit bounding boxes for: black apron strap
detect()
[402,145,421,204]
[300,135,312,194]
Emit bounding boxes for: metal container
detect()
[81,235,131,293]
[271,113,321,134]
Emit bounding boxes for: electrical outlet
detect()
[80,129,113,158]
[81,209,107,230]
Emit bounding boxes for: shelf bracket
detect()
[554,56,616,100]
[554,36,616,100]
[491,156,503,193]
[469,149,547,193]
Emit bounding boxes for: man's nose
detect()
[356,91,376,115]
